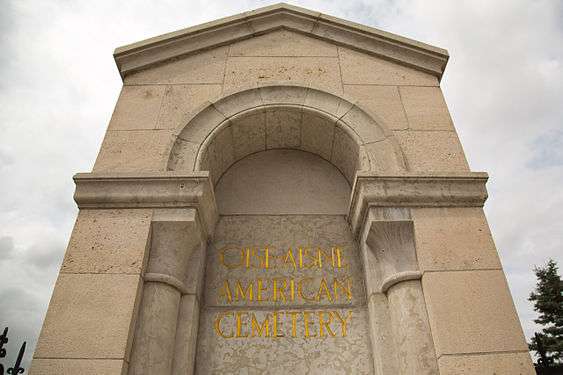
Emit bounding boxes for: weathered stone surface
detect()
[331,127,360,183]
[422,270,529,356]
[29,359,127,375]
[438,351,535,375]
[224,56,342,93]
[367,293,398,374]
[339,48,439,86]
[108,85,166,131]
[265,108,302,149]
[231,111,266,160]
[387,280,438,374]
[215,150,350,215]
[172,295,200,375]
[399,86,455,130]
[412,207,501,271]
[61,209,152,274]
[196,307,373,374]
[229,29,338,57]
[343,85,409,130]
[300,111,335,161]
[206,215,365,307]
[34,274,141,359]
[156,84,222,130]
[114,4,448,79]
[93,130,172,172]
[339,105,387,143]
[125,47,229,84]
[169,138,199,171]
[394,130,469,172]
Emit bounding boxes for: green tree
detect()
[529,259,563,367]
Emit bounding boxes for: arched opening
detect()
[166,85,407,186]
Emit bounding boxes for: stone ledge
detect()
[113,3,448,79]
[348,171,489,238]
[73,171,218,237]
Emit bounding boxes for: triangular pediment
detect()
[114,3,448,80]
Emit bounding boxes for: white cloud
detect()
[1,0,561,368]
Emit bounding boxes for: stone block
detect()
[213,86,263,118]
[93,130,172,172]
[172,295,200,375]
[393,130,469,172]
[412,207,501,271]
[331,127,360,183]
[300,111,335,161]
[266,108,302,149]
[125,47,229,84]
[438,351,535,374]
[343,85,408,130]
[61,209,152,274]
[303,87,353,118]
[177,104,226,144]
[156,84,222,130]
[224,56,342,93]
[205,124,235,184]
[34,273,142,359]
[339,105,387,143]
[364,139,406,173]
[399,86,454,130]
[229,29,338,57]
[168,138,199,171]
[29,359,127,375]
[339,48,438,86]
[231,111,266,160]
[108,85,166,131]
[422,270,529,356]
[258,85,309,106]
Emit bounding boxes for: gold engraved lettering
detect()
[218,280,233,303]
[257,278,268,302]
[214,312,234,338]
[273,311,284,338]
[287,311,300,337]
[333,277,353,301]
[316,278,333,302]
[251,313,270,337]
[334,310,352,337]
[297,278,316,302]
[235,280,253,302]
[318,311,336,337]
[303,311,316,338]
[235,312,249,338]
[219,247,243,269]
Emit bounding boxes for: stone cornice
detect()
[114,3,449,79]
[347,172,489,238]
[73,171,218,237]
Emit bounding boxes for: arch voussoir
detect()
[167,84,408,185]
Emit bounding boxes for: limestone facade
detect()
[30,4,534,374]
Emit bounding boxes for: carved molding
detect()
[348,171,489,238]
[144,272,189,295]
[73,171,218,237]
[114,3,448,79]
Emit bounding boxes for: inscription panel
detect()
[195,215,373,374]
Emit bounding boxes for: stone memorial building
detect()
[30,3,535,374]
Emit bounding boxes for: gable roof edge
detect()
[113,3,449,81]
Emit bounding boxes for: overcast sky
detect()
[1,0,562,368]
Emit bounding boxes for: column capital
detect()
[347,171,489,238]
